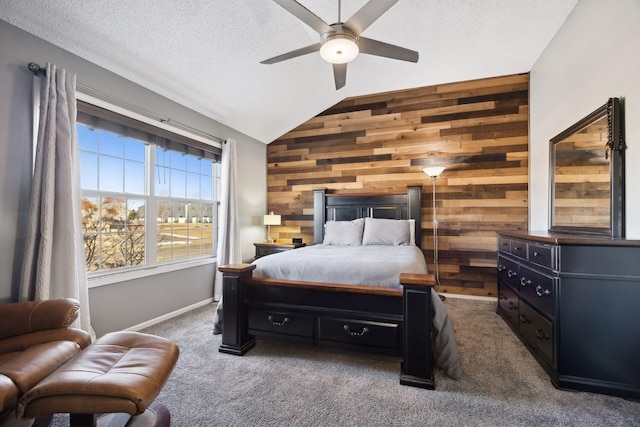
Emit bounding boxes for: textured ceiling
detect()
[0,0,578,143]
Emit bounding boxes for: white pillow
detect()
[322,218,365,245]
[362,217,412,246]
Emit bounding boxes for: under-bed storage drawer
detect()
[248,309,314,338]
[317,317,399,350]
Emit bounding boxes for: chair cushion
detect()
[18,331,179,419]
[0,341,82,394]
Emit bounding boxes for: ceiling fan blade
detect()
[358,37,419,63]
[333,63,347,90]
[272,0,333,35]
[344,0,399,36]
[261,43,322,64]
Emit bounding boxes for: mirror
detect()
[549,98,625,237]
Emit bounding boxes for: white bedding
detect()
[252,244,429,287]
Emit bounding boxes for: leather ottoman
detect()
[17,331,179,427]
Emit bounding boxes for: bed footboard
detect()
[218,265,436,389]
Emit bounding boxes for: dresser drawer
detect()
[519,300,554,365]
[510,240,527,259]
[498,237,511,253]
[248,309,314,338]
[498,283,519,326]
[317,317,399,350]
[255,246,289,258]
[497,256,519,289]
[528,243,555,269]
[519,265,555,319]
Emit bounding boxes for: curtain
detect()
[19,63,95,339]
[212,138,241,334]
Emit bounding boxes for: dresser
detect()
[496,231,640,399]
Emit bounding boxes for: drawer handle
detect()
[519,314,531,324]
[514,246,521,251]
[535,285,550,297]
[498,265,506,272]
[535,328,550,340]
[520,277,531,287]
[343,325,369,337]
[507,269,517,278]
[268,315,290,326]
[508,301,517,311]
[533,251,540,257]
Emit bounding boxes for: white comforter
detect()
[252,244,429,287]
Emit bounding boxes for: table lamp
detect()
[263,211,281,243]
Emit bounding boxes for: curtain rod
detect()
[27,62,224,144]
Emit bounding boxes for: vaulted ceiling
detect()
[0,0,578,143]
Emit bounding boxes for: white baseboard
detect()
[125,298,215,332]
[438,293,497,302]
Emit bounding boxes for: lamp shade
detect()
[423,166,445,177]
[320,33,359,64]
[263,212,281,226]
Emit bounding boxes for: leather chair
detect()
[0,299,91,426]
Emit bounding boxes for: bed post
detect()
[218,264,257,356]
[399,273,435,389]
[313,188,326,244]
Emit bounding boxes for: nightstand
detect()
[254,242,306,259]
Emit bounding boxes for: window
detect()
[77,100,221,275]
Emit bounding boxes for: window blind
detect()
[77,100,221,161]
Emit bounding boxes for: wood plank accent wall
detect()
[267,73,529,297]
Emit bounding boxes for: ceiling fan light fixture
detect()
[320,33,359,64]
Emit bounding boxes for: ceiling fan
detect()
[262,0,419,90]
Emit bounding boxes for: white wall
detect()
[530,0,640,237]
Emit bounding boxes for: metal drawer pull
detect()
[535,285,550,297]
[520,277,531,287]
[268,315,290,326]
[343,325,369,337]
[519,314,531,324]
[535,328,550,340]
[498,265,506,272]
[508,302,517,311]
[507,269,517,278]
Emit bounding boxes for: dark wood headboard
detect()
[313,186,422,248]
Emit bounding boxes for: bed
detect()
[215,186,461,388]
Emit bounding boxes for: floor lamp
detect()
[423,166,445,299]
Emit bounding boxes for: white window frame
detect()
[76,91,222,288]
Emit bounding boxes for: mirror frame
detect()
[549,97,625,237]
